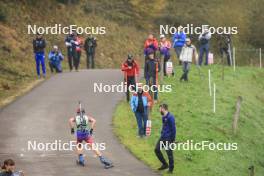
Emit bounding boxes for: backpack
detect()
[166,61,173,75]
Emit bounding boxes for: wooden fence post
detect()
[232,96,243,134]
[248,165,255,176]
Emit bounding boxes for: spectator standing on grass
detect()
[218,34,232,66]
[172,26,186,65]
[130,83,153,137]
[48,45,64,73]
[179,38,197,82]
[33,33,46,78]
[159,34,172,76]
[155,104,176,174]
[145,53,160,102]
[121,54,139,102]
[144,34,159,61]
[84,35,97,69]
[198,28,211,65]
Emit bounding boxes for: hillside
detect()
[0,0,148,106]
[0,0,263,104]
[113,65,264,176]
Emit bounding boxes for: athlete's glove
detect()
[90,128,93,135]
[71,128,75,134]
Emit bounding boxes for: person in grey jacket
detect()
[198,29,211,65]
[179,38,197,82]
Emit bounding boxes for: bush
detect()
[56,0,80,4]
[0,5,6,22]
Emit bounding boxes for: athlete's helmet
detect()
[76,108,85,114]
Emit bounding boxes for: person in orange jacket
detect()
[121,54,139,102]
[144,34,159,59]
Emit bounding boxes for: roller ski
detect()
[99,156,114,169]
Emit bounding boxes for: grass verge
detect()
[113,65,264,176]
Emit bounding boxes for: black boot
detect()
[180,74,184,82]
[167,169,173,174]
[158,164,168,170]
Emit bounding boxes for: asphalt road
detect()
[0,70,159,176]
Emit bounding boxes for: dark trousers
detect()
[134,107,148,136]
[180,62,191,81]
[199,43,209,65]
[49,62,62,73]
[220,47,231,66]
[67,47,74,71]
[154,138,174,171]
[146,77,158,100]
[174,46,182,65]
[73,52,81,70]
[86,52,95,69]
[126,76,136,102]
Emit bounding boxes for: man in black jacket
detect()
[145,53,160,102]
[65,32,75,71]
[84,35,97,69]
[33,33,46,78]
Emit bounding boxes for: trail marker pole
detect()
[259,48,262,68]
[208,69,212,96]
[233,47,236,71]
[160,55,164,84]
[213,83,216,113]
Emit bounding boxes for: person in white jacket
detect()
[179,38,197,81]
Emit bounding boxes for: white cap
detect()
[186,38,191,42]
[53,45,58,49]
[160,34,165,39]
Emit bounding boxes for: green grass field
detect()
[113,65,264,176]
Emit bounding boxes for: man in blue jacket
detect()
[155,103,176,174]
[172,26,186,65]
[48,45,64,73]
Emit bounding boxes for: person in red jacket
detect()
[121,54,139,102]
[144,34,159,59]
